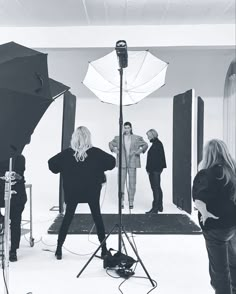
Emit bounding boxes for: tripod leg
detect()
[122,229,155,287]
[76,224,118,278]
[120,230,128,256]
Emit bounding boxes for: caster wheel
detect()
[30,238,34,247]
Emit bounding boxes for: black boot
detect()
[9,249,17,262]
[151,208,158,214]
[158,205,163,212]
[145,208,158,214]
[145,208,153,214]
[101,244,110,259]
[55,245,62,260]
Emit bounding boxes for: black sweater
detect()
[48,147,116,204]
[146,138,166,173]
[192,165,236,230]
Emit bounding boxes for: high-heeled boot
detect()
[55,245,62,260]
[9,249,17,262]
[101,244,110,259]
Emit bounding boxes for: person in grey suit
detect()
[109,121,148,209]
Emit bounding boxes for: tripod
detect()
[77,44,154,287]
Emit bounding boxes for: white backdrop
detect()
[23,94,223,215]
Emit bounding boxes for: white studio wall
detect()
[74,96,173,213]
[22,47,234,215]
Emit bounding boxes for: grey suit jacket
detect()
[109,134,148,168]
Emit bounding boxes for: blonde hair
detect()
[146,129,158,140]
[199,139,236,202]
[70,126,92,162]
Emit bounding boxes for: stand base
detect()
[76,223,155,287]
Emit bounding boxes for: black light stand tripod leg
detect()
[122,229,155,287]
[121,230,128,255]
[76,223,119,278]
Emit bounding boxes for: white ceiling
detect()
[0,0,235,27]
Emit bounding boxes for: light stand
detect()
[77,41,154,287]
[1,158,14,294]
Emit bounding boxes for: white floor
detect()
[0,194,214,294]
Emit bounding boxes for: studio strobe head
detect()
[115,40,128,69]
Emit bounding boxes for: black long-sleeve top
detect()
[192,165,236,230]
[48,147,116,204]
[0,155,27,207]
[146,138,167,173]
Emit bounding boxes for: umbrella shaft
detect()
[118,68,123,252]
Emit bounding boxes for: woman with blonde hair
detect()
[48,126,115,260]
[192,139,236,294]
[145,129,166,214]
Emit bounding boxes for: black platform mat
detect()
[48,213,201,235]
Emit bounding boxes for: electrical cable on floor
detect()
[23,234,42,244]
[131,276,158,293]
[105,268,122,279]
[116,275,158,294]
[118,278,127,294]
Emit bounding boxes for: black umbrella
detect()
[0,42,70,292]
[0,42,70,161]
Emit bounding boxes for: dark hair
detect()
[124,121,133,134]
[124,121,132,128]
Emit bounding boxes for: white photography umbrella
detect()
[83,50,168,106]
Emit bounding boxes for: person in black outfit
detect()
[0,155,27,262]
[145,129,166,214]
[192,139,236,294]
[48,126,116,260]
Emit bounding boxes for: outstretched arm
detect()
[194,199,219,225]
[48,151,64,174]
[109,137,119,154]
[135,136,148,154]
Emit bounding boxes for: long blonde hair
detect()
[199,139,236,202]
[70,126,92,162]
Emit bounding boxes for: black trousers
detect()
[148,171,163,210]
[10,198,26,251]
[203,226,236,294]
[57,198,106,247]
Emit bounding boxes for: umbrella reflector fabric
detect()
[0,88,52,161]
[83,50,168,106]
[0,41,70,161]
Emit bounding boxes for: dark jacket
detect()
[0,155,27,207]
[192,165,236,230]
[48,147,116,204]
[146,138,166,173]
